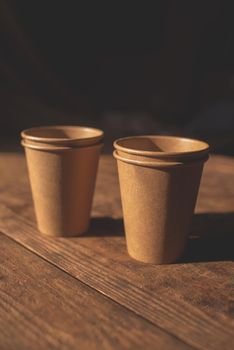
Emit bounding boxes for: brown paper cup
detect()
[113,136,209,264]
[21,125,103,237]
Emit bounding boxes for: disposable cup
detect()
[21,125,103,236]
[113,135,209,264]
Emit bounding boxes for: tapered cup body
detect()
[22,125,103,236]
[114,135,209,264]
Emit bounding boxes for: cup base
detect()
[37,224,90,238]
[127,249,184,265]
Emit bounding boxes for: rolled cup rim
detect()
[21,139,104,152]
[113,150,209,168]
[114,135,209,159]
[21,125,104,146]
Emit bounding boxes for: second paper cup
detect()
[114,135,209,264]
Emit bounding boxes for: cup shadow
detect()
[86,217,124,237]
[179,212,234,263]
[82,213,234,263]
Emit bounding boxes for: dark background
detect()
[1,0,234,153]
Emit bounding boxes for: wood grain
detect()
[0,233,192,350]
[0,153,234,350]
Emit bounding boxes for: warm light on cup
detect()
[21,125,104,237]
[114,135,209,264]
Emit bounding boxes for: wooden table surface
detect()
[0,153,233,350]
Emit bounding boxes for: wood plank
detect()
[0,205,233,350]
[0,233,192,350]
[0,154,234,349]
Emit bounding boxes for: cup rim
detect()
[21,139,103,152]
[113,150,209,168]
[114,135,209,158]
[21,125,104,146]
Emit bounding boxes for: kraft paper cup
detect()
[113,136,209,264]
[21,125,104,147]
[21,126,103,237]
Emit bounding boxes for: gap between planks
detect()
[0,229,197,350]
[0,233,194,350]
[0,204,233,350]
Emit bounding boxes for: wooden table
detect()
[0,153,233,350]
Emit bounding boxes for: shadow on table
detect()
[86,217,124,237]
[180,212,234,263]
[86,213,234,262]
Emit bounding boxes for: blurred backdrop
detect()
[1,0,234,153]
